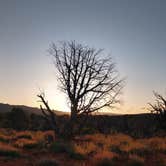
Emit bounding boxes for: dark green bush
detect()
[50,141,84,160]
[109,145,124,155]
[129,148,152,157]
[96,158,114,166]
[68,151,85,160]
[126,159,144,166]
[36,159,59,166]
[81,127,97,134]
[50,141,71,153]
[23,143,39,149]
[6,107,29,130]
[0,137,9,143]
[0,149,20,158]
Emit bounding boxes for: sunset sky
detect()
[0,0,166,114]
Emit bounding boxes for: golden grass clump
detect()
[128,154,144,163]
[83,133,133,151]
[85,133,132,144]
[43,130,55,138]
[0,142,18,151]
[92,150,116,166]
[0,133,11,143]
[144,136,166,151]
[74,142,97,155]
[15,130,33,138]
[14,138,38,148]
[119,139,146,152]
[93,150,116,160]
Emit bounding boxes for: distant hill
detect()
[0,103,68,116]
[93,111,120,116]
[0,103,118,116]
[0,103,150,117]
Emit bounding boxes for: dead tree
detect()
[49,41,124,134]
[149,91,166,130]
[37,93,59,138]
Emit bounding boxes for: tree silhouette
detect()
[48,41,124,134]
[8,107,28,130]
[37,93,59,137]
[149,91,166,130]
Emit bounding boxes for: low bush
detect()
[127,159,144,166]
[109,145,124,155]
[0,135,10,143]
[36,159,59,166]
[69,151,85,160]
[16,134,32,140]
[50,141,71,153]
[0,142,20,158]
[81,127,97,134]
[129,148,152,157]
[74,142,97,156]
[96,158,114,166]
[0,149,20,158]
[23,142,40,149]
[14,138,41,149]
[50,141,84,160]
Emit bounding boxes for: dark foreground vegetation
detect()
[0,127,166,166]
[0,89,165,166]
[0,107,161,138]
[0,104,165,166]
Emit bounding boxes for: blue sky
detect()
[0,0,166,113]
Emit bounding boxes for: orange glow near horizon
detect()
[0,85,150,115]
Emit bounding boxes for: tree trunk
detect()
[69,106,77,136]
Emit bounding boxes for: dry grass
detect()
[74,142,97,155]
[14,138,38,148]
[0,142,18,151]
[73,133,166,165]
[0,128,166,165]
[0,128,55,152]
[0,142,20,157]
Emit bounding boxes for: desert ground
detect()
[0,128,166,166]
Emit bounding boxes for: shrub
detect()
[0,135,10,143]
[149,92,166,130]
[0,149,20,158]
[81,127,97,134]
[16,134,32,140]
[50,141,84,160]
[94,150,115,160]
[68,151,85,160]
[154,157,166,166]
[23,142,40,149]
[36,159,59,166]
[129,148,152,157]
[110,145,124,155]
[7,107,29,130]
[14,138,40,149]
[74,142,97,156]
[127,159,144,166]
[96,158,114,166]
[0,142,20,157]
[50,141,71,153]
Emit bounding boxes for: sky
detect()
[0,0,166,114]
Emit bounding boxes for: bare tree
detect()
[48,41,124,133]
[37,92,59,138]
[149,91,166,130]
